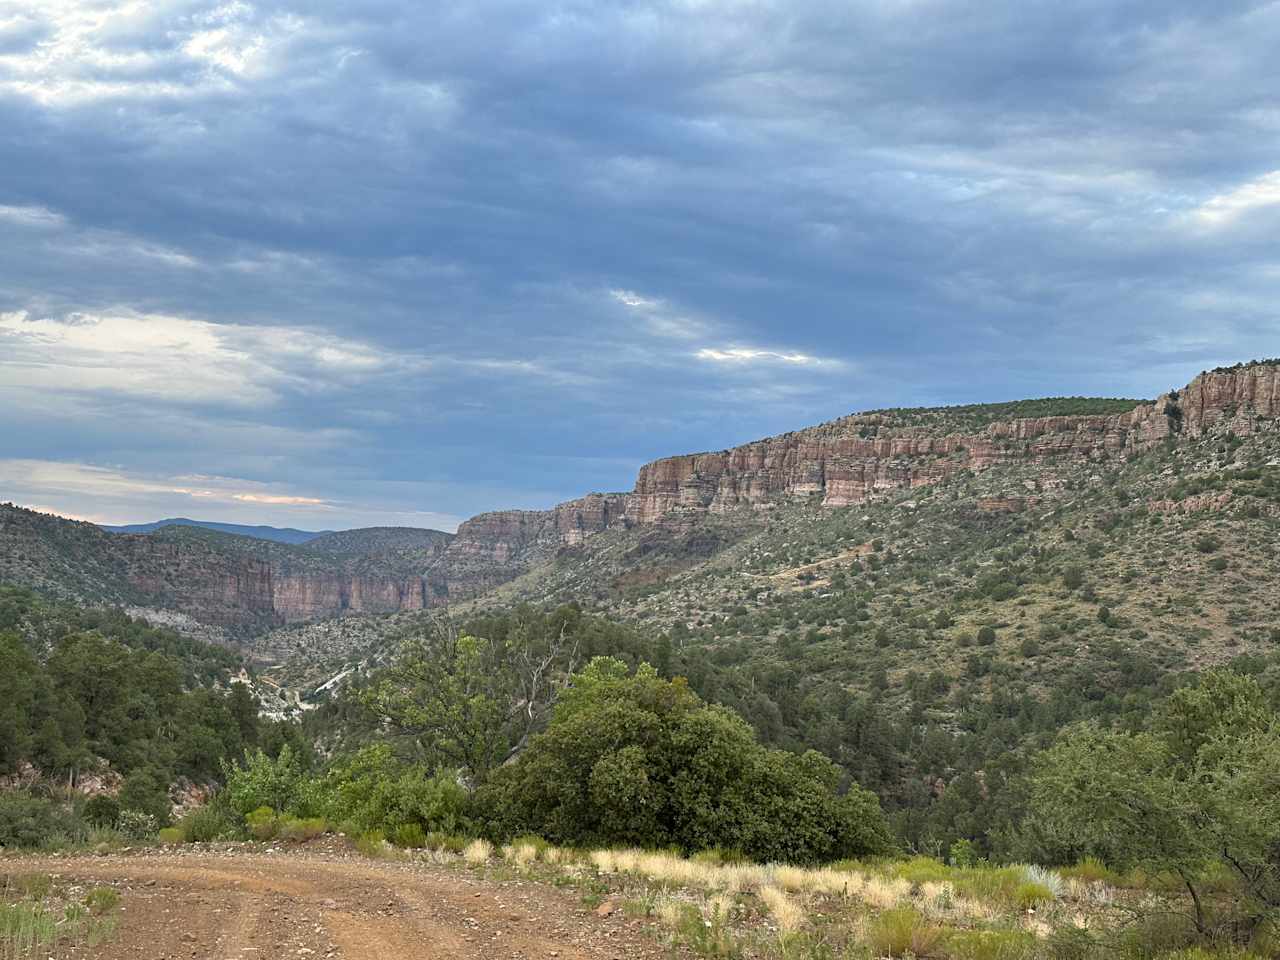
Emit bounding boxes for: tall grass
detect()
[757,886,804,933]
[1,877,120,958]
[462,838,493,864]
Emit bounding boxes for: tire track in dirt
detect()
[3,850,671,959]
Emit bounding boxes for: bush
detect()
[315,745,469,836]
[867,907,943,958]
[223,746,306,816]
[246,806,279,842]
[949,839,978,868]
[946,929,1038,960]
[425,832,468,853]
[475,658,894,864]
[116,810,158,841]
[82,795,120,828]
[355,830,388,858]
[279,817,326,842]
[177,801,238,843]
[118,769,171,826]
[157,827,185,845]
[393,823,427,848]
[84,886,120,915]
[0,792,67,849]
[1195,535,1221,554]
[1059,857,1117,885]
[1014,881,1055,909]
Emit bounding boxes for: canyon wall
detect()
[5,363,1275,632]
[623,364,1278,521]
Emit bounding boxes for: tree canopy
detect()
[476,657,894,864]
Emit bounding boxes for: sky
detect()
[1,1,1279,532]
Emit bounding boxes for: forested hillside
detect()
[0,587,304,838]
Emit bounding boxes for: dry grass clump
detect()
[757,885,804,933]
[462,838,493,864]
[866,905,945,958]
[703,893,736,922]
[506,842,539,866]
[655,896,690,928]
[774,864,860,896]
[863,874,913,909]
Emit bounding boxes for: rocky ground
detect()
[3,844,676,960]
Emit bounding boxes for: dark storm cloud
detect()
[1,0,1278,526]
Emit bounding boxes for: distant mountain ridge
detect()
[105,517,331,545]
[3,359,1278,637]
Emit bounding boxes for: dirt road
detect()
[4,846,672,959]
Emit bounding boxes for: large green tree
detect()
[1027,670,1280,938]
[476,657,894,864]
[363,618,580,782]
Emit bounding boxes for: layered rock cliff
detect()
[4,361,1276,633]
[622,363,1278,520]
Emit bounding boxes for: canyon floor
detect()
[3,845,673,959]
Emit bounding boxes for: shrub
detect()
[1022,865,1064,897]
[82,795,120,828]
[1045,926,1098,960]
[157,827,185,845]
[84,886,120,915]
[393,823,427,848]
[425,832,468,853]
[1059,857,1117,885]
[867,906,943,958]
[355,830,388,858]
[0,792,66,849]
[463,838,493,863]
[316,745,469,836]
[1195,535,1221,554]
[11,874,53,899]
[948,839,978,868]
[245,806,279,842]
[223,746,306,816]
[945,929,1037,960]
[279,817,326,842]
[177,802,238,843]
[118,769,172,826]
[977,626,997,646]
[1014,881,1054,910]
[116,810,158,841]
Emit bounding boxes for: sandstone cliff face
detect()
[116,533,435,628]
[414,363,1280,611]
[622,364,1278,522]
[8,364,1276,633]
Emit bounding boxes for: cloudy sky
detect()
[2,1,1278,531]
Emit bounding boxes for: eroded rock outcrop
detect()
[622,364,1279,521]
[6,363,1276,632]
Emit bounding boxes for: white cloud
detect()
[0,308,405,407]
[610,289,660,309]
[695,346,825,365]
[0,0,302,106]
[0,204,67,228]
[608,287,710,340]
[0,459,467,530]
[1193,170,1280,227]
[0,459,334,512]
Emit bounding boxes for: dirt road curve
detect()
[3,849,672,959]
